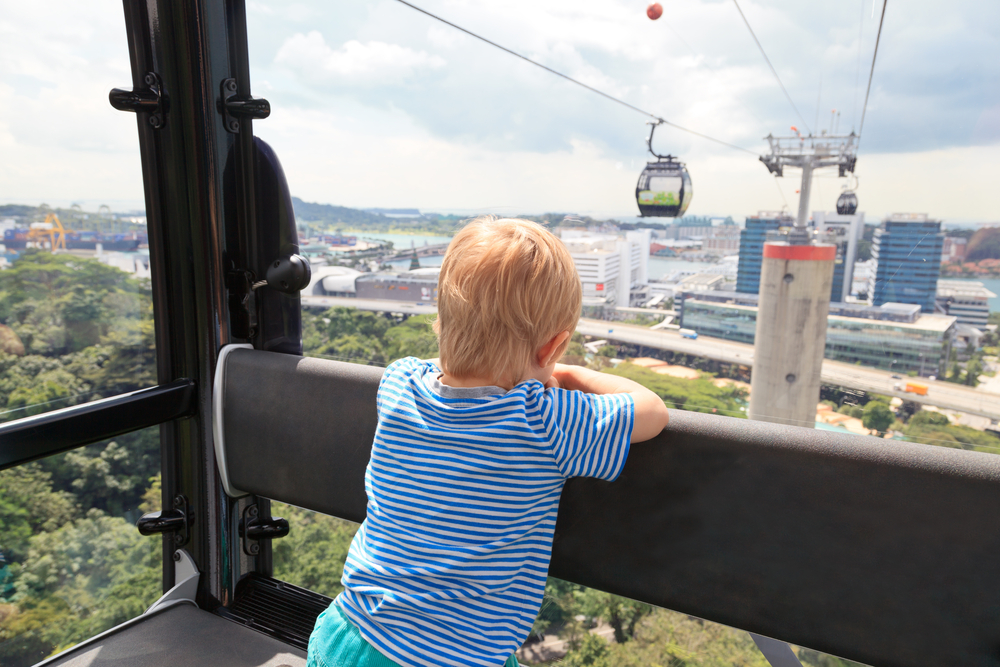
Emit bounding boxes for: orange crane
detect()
[26,213,69,251]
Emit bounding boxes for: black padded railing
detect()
[1,379,196,471]
[216,347,1000,667]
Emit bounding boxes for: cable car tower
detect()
[750,129,857,429]
[759,129,857,239]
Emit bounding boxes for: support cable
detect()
[857,0,887,152]
[731,0,812,134]
[392,0,757,155]
[852,0,865,130]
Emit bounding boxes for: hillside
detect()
[966,227,1000,261]
[290,197,392,226]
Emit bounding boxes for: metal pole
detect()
[797,159,814,230]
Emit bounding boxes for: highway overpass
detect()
[299,296,1000,420]
[578,318,1000,421]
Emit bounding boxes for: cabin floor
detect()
[39,602,306,667]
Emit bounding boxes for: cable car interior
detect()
[2,2,999,667]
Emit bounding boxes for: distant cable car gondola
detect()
[636,120,692,218]
[836,190,858,215]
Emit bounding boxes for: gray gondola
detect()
[636,159,692,218]
[635,120,693,218]
[836,191,858,215]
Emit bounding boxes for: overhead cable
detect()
[730,0,812,134]
[392,0,757,155]
[857,0,887,152]
[852,0,865,130]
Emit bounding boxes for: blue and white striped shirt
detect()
[336,357,634,667]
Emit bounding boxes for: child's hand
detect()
[550,364,669,443]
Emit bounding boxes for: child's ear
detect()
[536,331,571,368]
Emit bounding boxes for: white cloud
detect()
[1,0,997,223]
[254,103,1000,223]
[0,0,144,209]
[274,32,445,83]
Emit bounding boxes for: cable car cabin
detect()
[836,191,858,215]
[4,3,1000,667]
[635,159,692,218]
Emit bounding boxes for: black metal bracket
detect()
[250,254,312,294]
[136,494,193,546]
[838,156,858,177]
[226,267,258,339]
[220,78,270,134]
[239,503,289,556]
[646,119,678,162]
[109,72,168,129]
[760,155,784,177]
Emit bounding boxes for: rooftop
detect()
[936,280,997,300]
[680,290,958,331]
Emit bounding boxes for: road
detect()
[579,318,1000,421]
[301,294,438,315]
[298,298,999,420]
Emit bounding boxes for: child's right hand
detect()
[551,364,669,443]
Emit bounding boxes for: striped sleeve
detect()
[377,357,424,412]
[543,388,634,482]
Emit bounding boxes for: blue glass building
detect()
[868,216,944,313]
[735,215,788,294]
[831,254,845,304]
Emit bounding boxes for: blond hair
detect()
[434,217,581,387]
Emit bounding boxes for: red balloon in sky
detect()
[647,3,663,20]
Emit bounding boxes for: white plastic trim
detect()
[213,343,253,498]
[145,549,200,614]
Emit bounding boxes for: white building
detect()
[935,280,996,328]
[559,229,651,307]
[813,210,865,302]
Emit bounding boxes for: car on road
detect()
[891,374,902,379]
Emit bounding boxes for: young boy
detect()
[307,217,669,667]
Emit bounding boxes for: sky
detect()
[0,0,997,223]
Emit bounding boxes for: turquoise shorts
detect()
[307,602,520,667]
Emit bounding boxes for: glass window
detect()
[0,3,154,423]
[0,426,161,664]
[0,4,159,662]
[271,503,358,600]
[246,0,996,664]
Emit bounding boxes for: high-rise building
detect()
[868,214,944,313]
[813,211,864,303]
[559,229,650,307]
[735,212,792,294]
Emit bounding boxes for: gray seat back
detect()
[214,346,1000,667]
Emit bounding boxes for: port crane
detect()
[26,213,70,251]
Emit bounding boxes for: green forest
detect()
[0,250,991,666]
[0,250,160,666]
